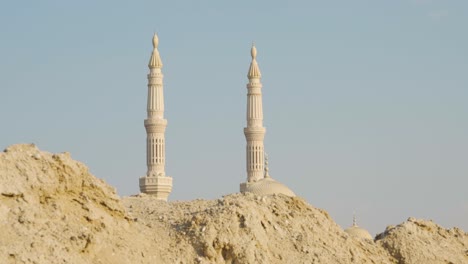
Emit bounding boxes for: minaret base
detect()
[139,175,173,201]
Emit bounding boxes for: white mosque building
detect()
[137,35,372,239]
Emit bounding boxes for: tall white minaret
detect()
[139,34,173,201]
[242,44,266,185]
[239,45,295,197]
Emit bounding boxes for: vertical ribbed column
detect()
[146,133,165,175]
[145,67,166,176]
[147,70,165,119]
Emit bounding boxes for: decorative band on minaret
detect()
[139,34,173,201]
[244,44,266,183]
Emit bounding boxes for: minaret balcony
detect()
[244,127,266,140]
[144,119,167,132]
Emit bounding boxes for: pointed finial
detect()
[264,152,270,178]
[148,33,163,68]
[152,33,159,49]
[251,43,257,60]
[353,212,357,227]
[247,43,261,78]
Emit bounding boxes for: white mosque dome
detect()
[345,226,373,240]
[242,177,295,197]
[344,216,373,240]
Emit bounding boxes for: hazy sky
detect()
[1,1,467,235]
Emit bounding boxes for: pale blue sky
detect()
[1,1,467,235]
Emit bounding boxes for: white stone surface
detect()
[139,34,172,201]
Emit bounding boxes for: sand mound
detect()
[124,194,394,263]
[1,144,466,263]
[0,144,168,263]
[376,217,468,264]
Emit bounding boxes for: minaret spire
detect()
[139,34,173,201]
[243,44,266,184]
[248,44,261,79]
[353,212,358,227]
[149,34,163,69]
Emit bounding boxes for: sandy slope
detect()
[0,144,466,263]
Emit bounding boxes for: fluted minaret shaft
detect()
[145,34,167,177]
[244,45,266,182]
